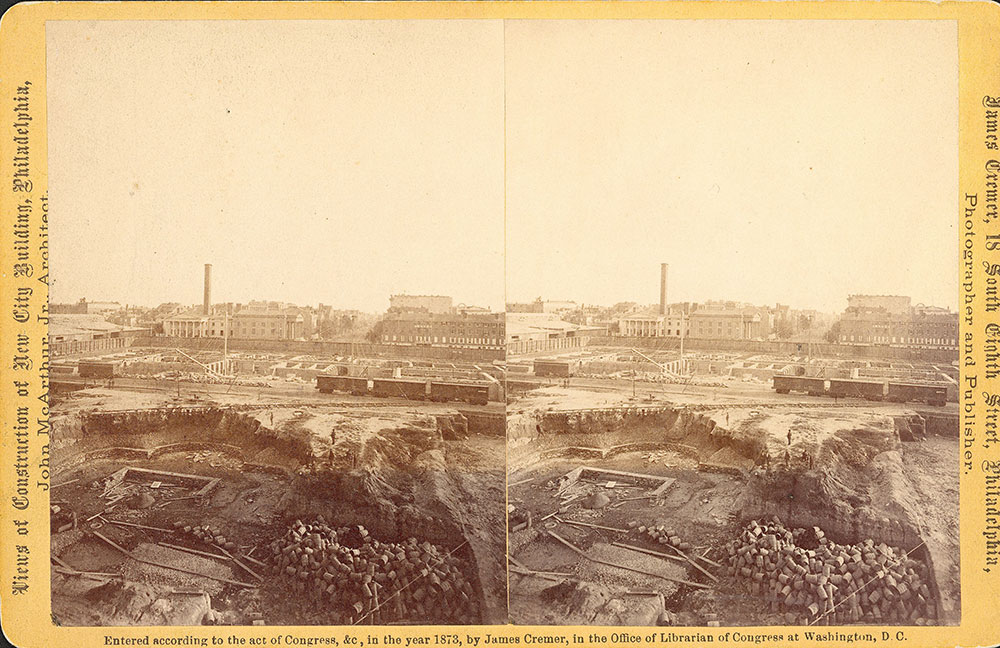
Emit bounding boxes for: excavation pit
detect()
[50,388,506,626]
[507,389,959,627]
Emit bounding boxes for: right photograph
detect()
[503,20,960,627]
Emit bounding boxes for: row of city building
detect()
[51,264,957,356]
[835,295,958,350]
[50,266,505,353]
[510,264,958,353]
[612,295,956,351]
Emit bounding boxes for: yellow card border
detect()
[2,2,999,647]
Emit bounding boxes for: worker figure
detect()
[787,429,793,446]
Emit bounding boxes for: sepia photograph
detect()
[45,20,507,626]
[8,2,1000,648]
[503,20,961,627]
[30,9,968,636]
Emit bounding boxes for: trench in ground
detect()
[49,401,505,626]
[506,404,959,626]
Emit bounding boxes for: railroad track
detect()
[523,401,958,416]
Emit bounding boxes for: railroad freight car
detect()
[827,378,886,401]
[316,374,351,394]
[887,382,947,407]
[346,377,370,396]
[371,378,428,400]
[534,359,576,378]
[772,375,825,396]
[78,360,116,379]
[429,381,490,406]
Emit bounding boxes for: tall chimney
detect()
[659,263,668,315]
[203,264,212,315]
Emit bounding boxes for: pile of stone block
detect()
[263,518,477,624]
[181,523,238,553]
[725,517,935,625]
[635,524,696,554]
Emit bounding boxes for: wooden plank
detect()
[509,566,561,582]
[158,541,229,561]
[105,519,176,534]
[576,466,676,495]
[657,542,719,583]
[229,555,264,582]
[92,531,256,588]
[558,518,628,534]
[547,531,710,590]
[508,555,571,577]
[241,554,268,569]
[694,553,723,569]
[610,542,684,563]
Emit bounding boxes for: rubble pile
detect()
[264,518,478,625]
[726,518,935,625]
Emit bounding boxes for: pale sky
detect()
[47,20,505,312]
[48,20,958,315]
[506,20,959,313]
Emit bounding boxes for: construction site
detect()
[48,274,506,627]
[49,367,506,626]
[506,267,959,627]
[506,352,959,627]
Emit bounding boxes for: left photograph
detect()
[45,20,507,626]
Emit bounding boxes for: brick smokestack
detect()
[659,263,668,315]
[203,264,212,316]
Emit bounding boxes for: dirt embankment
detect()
[51,405,507,625]
[509,406,768,472]
[509,403,960,624]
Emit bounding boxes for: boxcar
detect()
[429,381,490,405]
[371,378,427,400]
[887,382,947,407]
[772,375,825,396]
[455,383,490,406]
[827,379,885,401]
[534,360,575,378]
[346,377,370,396]
[78,361,116,379]
[317,374,349,394]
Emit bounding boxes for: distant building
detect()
[49,298,123,315]
[388,294,453,314]
[506,299,545,313]
[541,300,577,314]
[381,311,504,351]
[619,307,689,338]
[84,301,122,314]
[162,310,225,338]
[455,303,492,315]
[845,294,912,316]
[838,295,957,350]
[50,298,90,314]
[231,309,305,340]
[688,308,768,340]
[163,306,304,340]
[49,314,145,356]
[507,312,606,355]
[618,301,772,340]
